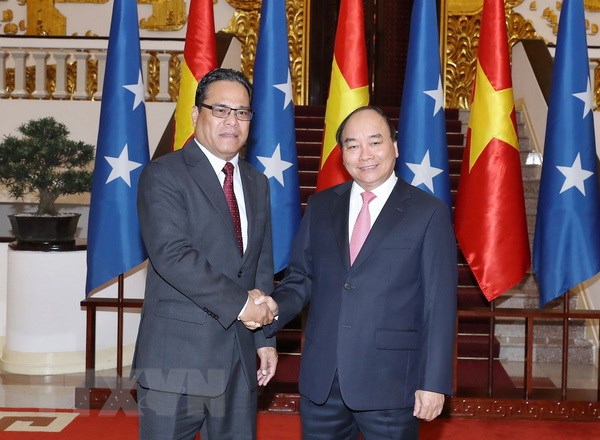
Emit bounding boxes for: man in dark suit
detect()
[260,106,457,439]
[133,68,277,440]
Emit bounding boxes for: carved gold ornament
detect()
[444,0,539,109]
[3,21,17,34]
[223,0,309,105]
[139,0,187,31]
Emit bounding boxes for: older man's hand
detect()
[413,390,445,421]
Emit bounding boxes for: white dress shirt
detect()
[348,172,398,241]
[195,139,248,252]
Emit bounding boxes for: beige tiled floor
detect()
[0,367,132,409]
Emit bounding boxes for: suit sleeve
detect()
[254,178,276,349]
[263,200,314,338]
[419,205,458,395]
[137,161,249,329]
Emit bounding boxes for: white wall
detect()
[0,99,175,235]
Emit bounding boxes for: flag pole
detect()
[117,274,124,382]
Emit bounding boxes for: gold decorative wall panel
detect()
[26,0,66,35]
[444,0,539,109]
[223,0,309,105]
[138,0,187,31]
[585,0,600,12]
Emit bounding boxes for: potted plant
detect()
[0,116,94,248]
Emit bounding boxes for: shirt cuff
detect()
[237,297,249,320]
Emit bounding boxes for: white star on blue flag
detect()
[86,0,150,295]
[105,144,143,187]
[396,0,451,209]
[246,0,301,273]
[533,0,600,307]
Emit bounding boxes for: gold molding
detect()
[223,0,309,105]
[447,0,525,15]
[138,0,187,31]
[585,0,600,12]
[593,59,600,110]
[444,1,539,109]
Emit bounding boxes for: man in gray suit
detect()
[133,68,277,440]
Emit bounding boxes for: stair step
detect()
[271,353,301,384]
[445,119,462,133]
[456,358,515,391]
[296,129,324,143]
[457,334,500,358]
[457,286,489,308]
[447,133,465,146]
[458,317,493,334]
[297,156,320,170]
[498,336,594,364]
[495,318,587,340]
[457,264,478,286]
[296,142,322,158]
[295,105,325,117]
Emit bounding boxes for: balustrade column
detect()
[141,52,151,101]
[156,52,172,102]
[93,52,107,100]
[10,50,28,98]
[72,51,90,100]
[30,51,49,99]
[52,52,70,99]
[0,50,8,98]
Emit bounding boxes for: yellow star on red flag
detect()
[467,61,519,171]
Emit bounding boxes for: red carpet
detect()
[0,408,597,439]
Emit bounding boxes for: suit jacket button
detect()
[238,271,243,277]
[344,283,352,290]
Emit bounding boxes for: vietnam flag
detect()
[173,0,218,151]
[454,0,530,301]
[315,0,369,192]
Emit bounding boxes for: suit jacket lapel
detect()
[332,182,352,272]
[183,142,241,255]
[350,179,412,270]
[238,160,257,263]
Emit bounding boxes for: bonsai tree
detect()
[0,117,94,216]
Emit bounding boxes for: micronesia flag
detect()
[246,0,301,274]
[396,0,451,209]
[86,0,150,295]
[533,0,600,307]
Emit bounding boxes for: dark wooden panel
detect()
[308,1,449,107]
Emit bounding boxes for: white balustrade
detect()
[10,50,28,99]
[94,52,107,100]
[0,51,7,99]
[72,51,90,100]
[141,51,152,101]
[156,52,173,102]
[52,51,70,99]
[0,38,184,102]
[30,51,49,99]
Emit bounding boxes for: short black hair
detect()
[335,105,397,146]
[194,68,253,106]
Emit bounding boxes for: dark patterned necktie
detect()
[223,162,243,255]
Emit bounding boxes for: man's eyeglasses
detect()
[199,103,254,121]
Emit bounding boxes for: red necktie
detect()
[223,162,243,255]
[349,191,376,264]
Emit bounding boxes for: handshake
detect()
[239,289,279,330]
